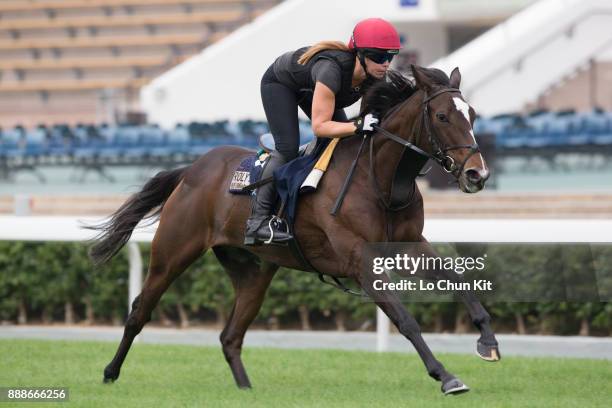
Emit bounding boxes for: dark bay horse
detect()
[90,65,499,395]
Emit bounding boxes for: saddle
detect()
[258,133,317,156]
[228,134,319,194]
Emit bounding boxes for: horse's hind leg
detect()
[213,246,278,389]
[103,198,206,383]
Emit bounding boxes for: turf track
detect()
[1,339,610,407]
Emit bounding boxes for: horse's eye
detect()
[436,113,448,122]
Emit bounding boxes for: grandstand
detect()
[0,0,611,192]
[0,0,280,128]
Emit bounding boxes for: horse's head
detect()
[411,65,489,193]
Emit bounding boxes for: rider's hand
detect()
[353,113,379,136]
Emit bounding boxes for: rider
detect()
[244,18,402,246]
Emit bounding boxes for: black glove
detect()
[353,113,379,136]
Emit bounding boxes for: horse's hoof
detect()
[441,378,470,395]
[477,341,501,362]
[103,367,119,384]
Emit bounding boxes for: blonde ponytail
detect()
[297,41,351,65]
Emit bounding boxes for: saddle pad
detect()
[228,138,329,229]
[229,151,269,194]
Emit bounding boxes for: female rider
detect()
[245,18,402,245]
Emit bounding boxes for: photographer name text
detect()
[373,279,493,292]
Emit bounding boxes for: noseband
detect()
[373,87,481,179]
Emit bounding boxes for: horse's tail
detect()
[86,166,187,266]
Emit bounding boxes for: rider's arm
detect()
[311,81,357,138]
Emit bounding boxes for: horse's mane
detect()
[359,67,451,119]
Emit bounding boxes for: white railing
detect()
[2,215,611,351]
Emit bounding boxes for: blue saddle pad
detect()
[228,152,268,194]
[274,138,330,226]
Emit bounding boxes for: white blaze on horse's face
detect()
[453,96,489,193]
[452,97,475,142]
[452,96,487,172]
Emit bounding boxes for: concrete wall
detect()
[527,61,612,112]
[433,0,612,115]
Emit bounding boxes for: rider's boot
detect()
[244,151,294,246]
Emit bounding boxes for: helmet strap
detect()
[357,51,375,80]
[352,30,375,80]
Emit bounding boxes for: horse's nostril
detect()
[465,169,481,184]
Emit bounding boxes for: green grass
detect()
[0,339,610,407]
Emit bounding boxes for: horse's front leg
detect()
[356,263,470,395]
[415,237,500,361]
[326,237,469,395]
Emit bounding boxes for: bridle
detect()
[365,87,481,212]
[374,87,480,179]
[331,87,482,215]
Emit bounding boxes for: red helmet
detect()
[348,18,401,51]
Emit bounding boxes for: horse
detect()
[89,64,499,396]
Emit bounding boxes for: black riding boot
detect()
[244,152,293,245]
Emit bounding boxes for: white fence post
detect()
[128,241,143,313]
[376,307,390,352]
[14,194,31,216]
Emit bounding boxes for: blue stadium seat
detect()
[47,125,73,157]
[167,124,191,155]
[491,115,529,149]
[188,122,213,156]
[582,110,612,145]
[141,125,170,158]
[562,111,591,146]
[2,126,27,159]
[96,124,122,161]
[522,111,558,147]
[23,126,48,157]
[115,126,146,160]
[472,117,490,134]
[72,124,97,161]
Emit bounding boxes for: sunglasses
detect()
[364,51,396,64]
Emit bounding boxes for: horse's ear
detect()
[411,64,432,93]
[449,67,461,89]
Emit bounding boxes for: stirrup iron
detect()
[264,215,290,244]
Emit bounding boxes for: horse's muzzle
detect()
[461,167,490,193]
